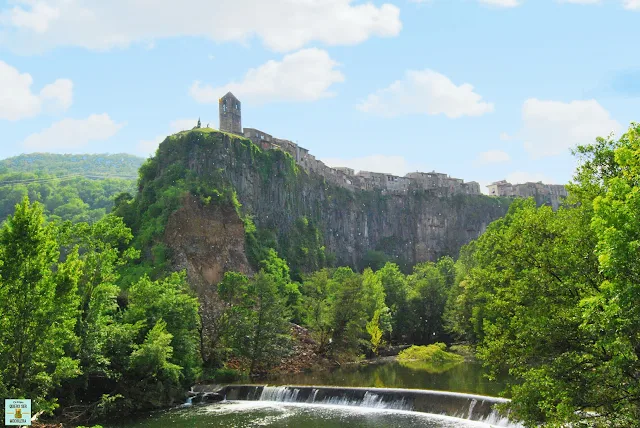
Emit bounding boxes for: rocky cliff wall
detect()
[164,194,252,289]
[148,130,512,279]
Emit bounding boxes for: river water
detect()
[264,358,507,397]
[106,360,515,427]
[107,401,505,428]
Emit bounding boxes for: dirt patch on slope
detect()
[164,195,252,292]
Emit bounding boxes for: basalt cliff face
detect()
[140,130,512,285]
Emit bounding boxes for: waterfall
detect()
[260,386,301,402]
[306,388,319,403]
[257,386,410,410]
[468,398,477,419]
[180,396,193,407]
[216,384,524,426]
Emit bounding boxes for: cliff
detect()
[132,129,512,285]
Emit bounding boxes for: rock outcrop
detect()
[147,130,512,283]
[164,194,252,289]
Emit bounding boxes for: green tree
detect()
[406,260,450,344]
[221,271,292,376]
[376,262,410,342]
[327,267,369,357]
[580,123,640,425]
[366,310,384,355]
[301,269,333,353]
[360,250,392,271]
[124,272,201,386]
[126,319,183,408]
[0,198,81,413]
[58,215,138,397]
[362,268,392,349]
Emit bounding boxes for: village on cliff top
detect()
[216,92,568,208]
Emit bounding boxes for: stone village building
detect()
[218,92,567,202]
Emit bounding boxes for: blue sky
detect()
[1,0,639,192]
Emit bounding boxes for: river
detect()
[106,359,515,427]
[264,358,507,397]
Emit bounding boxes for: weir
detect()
[199,384,521,426]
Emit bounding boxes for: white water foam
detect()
[260,386,301,402]
[478,409,525,428]
[207,401,512,427]
[234,386,525,428]
[259,386,411,411]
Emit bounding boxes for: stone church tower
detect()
[219,92,242,135]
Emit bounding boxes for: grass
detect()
[397,343,465,365]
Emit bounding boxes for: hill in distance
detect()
[0,153,146,177]
[0,153,147,223]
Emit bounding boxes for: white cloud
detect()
[8,1,61,33]
[520,98,621,158]
[556,0,640,8]
[624,0,640,9]
[322,154,417,177]
[190,49,345,105]
[22,114,124,150]
[0,61,41,121]
[0,0,401,53]
[40,78,73,111]
[478,0,520,7]
[356,69,494,118]
[476,150,510,165]
[0,61,73,121]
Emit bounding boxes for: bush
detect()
[202,368,244,383]
[397,344,464,364]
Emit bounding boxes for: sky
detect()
[1,0,639,193]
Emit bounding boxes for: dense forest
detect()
[1,123,639,427]
[0,153,143,223]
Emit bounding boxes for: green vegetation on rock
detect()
[398,343,464,364]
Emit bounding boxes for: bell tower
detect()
[219,92,242,135]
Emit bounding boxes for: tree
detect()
[301,269,333,353]
[327,267,369,357]
[124,272,201,386]
[362,268,392,351]
[406,260,450,344]
[221,271,291,376]
[450,125,640,427]
[366,310,384,355]
[201,272,249,368]
[0,197,81,414]
[581,123,640,425]
[57,215,138,399]
[376,262,410,342]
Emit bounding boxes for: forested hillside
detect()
[0,153,144,176]
[0,153,144,223]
